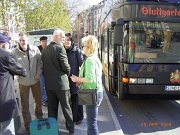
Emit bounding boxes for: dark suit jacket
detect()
[42,42,70,91]
[38,45,43,53]
[66,45,84,94]
[0,48,26,122]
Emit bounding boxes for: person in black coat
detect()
[0,33,26,134]
[38,36,47,53]
[64,33,84,124]
[38,36,48,106]
[42,29,74,134]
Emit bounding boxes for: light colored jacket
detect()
[79,54,103,92]
[12,44,42,86]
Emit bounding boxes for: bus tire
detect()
[119,83,126,100]
[120,90,126,100]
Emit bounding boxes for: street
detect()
[14,78,122,135]
[14,77,180,135]
[109,92,180,135]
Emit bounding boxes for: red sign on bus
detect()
[140,5,180,18]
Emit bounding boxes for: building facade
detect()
[73,0,106,45]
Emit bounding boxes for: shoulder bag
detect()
[78,60,97,105]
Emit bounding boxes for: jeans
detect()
[86,91,103,135]
[40,73,47,103]
[0,119,15,135]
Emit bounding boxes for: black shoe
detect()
[75,120,82,125]
[66,122,74,134]
[66,127,74,134]
[68,129,74,134]
[25,127,30,134]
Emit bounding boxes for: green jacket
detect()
[79,54,103,92]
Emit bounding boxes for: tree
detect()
[14,0,71,32]
[0,0,11,29]
[65,0,91,32]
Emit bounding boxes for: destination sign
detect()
[139,5,180,18]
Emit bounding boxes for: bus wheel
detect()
[120,90,125,100]
[109,75,117,96]
[119,83,126,100]
[109,76,112,94]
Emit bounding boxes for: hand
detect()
[76,82,81,86]
[34,74,40,80]
[14,75,18,79]
[70,74,78,82]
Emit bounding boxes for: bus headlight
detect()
[138,78,146,84]
[129,78,137,84]
[145,78,154,84]
[129,78,154,84]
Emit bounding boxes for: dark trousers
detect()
[70,94,84,122]
[46,90,74,130]
[19,83,43,129]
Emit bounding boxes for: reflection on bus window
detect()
[128,37,136,63]
[127,21,180,63]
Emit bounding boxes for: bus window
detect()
[127,21,180,63]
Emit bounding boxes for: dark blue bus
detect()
[98,0,180,99]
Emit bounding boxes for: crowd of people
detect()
[0,28,103,135]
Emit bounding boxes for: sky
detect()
[86,0,103,6]
[65,0,103,21]
[65,0,103,10]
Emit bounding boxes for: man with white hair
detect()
[42,28,74,134]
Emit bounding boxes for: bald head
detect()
[52,29,65,44]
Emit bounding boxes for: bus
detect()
[98,0,180,99]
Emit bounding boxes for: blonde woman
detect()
[71,35,103,135]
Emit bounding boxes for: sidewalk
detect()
[14,79,123,135]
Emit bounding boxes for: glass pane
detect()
[128,21,180,63]
[109,30,114,64]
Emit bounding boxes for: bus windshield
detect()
[127,21,180,63]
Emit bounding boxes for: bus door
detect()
[110,19,124,98]
[99,35,104,62]
[107,27,118,95]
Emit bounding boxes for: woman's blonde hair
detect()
[81,35,99,54]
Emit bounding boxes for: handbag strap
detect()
[95,62,98,89]
[83,58,98,89]
[37,118,50,130]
